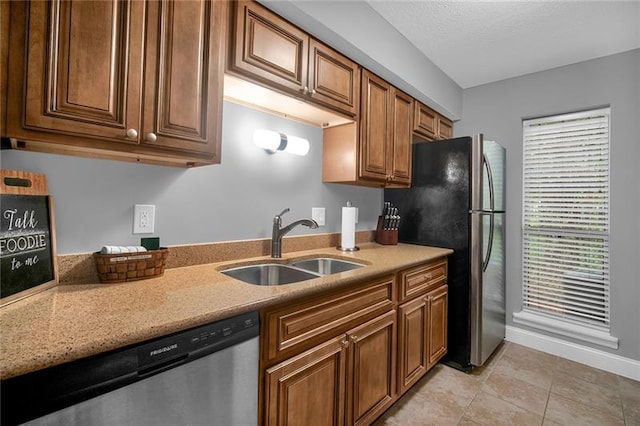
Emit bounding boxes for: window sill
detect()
[512,309,619,349]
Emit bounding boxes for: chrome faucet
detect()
[271,208,319,258]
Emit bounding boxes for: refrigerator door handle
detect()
[483,214,495,272]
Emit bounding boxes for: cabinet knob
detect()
[310,88,316,95]
[126,128,138,139]
[350,335,358,342]
[342,340,349,348]
[302,86,309,94]
[145,132,157,143]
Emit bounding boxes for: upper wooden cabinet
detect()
[5,0,225,166]
[413,100,453,141]
[228,1,360,117]
[323,70,413,188]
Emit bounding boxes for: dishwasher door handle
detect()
[138,354,189,378]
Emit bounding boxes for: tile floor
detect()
[374,342,640,426]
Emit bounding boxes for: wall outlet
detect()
[133,204,155,234]
[312,207,325,226]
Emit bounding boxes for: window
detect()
[514,107,617,348]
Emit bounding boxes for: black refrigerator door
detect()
[385,137,474,371]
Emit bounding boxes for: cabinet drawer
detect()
[263,276,395,362]
[399,258,447,302]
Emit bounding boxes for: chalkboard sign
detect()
[0,170,58,306]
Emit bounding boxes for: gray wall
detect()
[260,0,463,120]
[1,101,382,254]
[455,49,640,360]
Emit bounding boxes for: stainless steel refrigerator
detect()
[385,134,505,372]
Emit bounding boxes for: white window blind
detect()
[522,108,610,330]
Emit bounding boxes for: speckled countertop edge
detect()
[0,242,452,380]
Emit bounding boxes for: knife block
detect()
[374,216,398,245]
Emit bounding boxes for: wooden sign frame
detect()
[1,170,58,306]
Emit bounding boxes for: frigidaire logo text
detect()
[150,344,178,357]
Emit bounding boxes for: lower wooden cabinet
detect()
[346,311,396,426]
[397,284,449,395]
[260,257,448,425]
[263,311,396,426]
[427,284,448,369]
[264,336,348,426]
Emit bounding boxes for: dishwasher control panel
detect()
[136,311,259,370]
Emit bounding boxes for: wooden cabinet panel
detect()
[359,70,391,182]
[438,116,453,139]
[264,336,347,426]
[399,258,448,303]
[263,276,395,362]
[413,100,454,141]
[346,310,397,426]
[413,101,437,140]
[397,296,428,394]
[142,0,224,157]
[6,0,224,166]
[389,88,413,186]
[427,284,448,368]
[231,1,308,92]
[308,39,360,117]
[18,0,143,142]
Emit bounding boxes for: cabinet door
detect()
[438,116,453,140]
[16,0,143,143]
[307,39,360,117]
[231,1,308,94]
[142,0,224,159]
[389,88,413,186]
[427,285,448,368]
[397,296,428,395]
[413,101,437,140]
[264,336,347,426]
[359,70,391,183]
[346,310,396,426]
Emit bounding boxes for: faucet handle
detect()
[276,208,290,218]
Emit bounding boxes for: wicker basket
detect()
[94,248,168,283]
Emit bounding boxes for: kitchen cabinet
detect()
[228,0,360,118]
[5,0,225,166]
[413,100,454,141]
[397,259,448,395]
[323,69,413,187]
[261,276,396,426]
[346,310,396,426]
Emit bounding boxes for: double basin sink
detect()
[221,257,365,286]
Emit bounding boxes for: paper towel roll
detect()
[341,206,357,249]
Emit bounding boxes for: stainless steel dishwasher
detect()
[1,311,259,426]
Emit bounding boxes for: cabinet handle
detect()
[126,128,138,139]
[423,273,432,281]
[145,132,157,143]
[350,335,358,343]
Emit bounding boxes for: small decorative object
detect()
[1,170,58,306]
[94,248,168,283]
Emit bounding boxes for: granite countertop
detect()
[0,243,452,380]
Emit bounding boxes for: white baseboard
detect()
[506,325,640,381]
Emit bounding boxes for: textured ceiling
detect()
[366,0,640,88]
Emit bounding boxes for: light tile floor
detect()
[374,342,640,426]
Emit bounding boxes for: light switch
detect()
[312,207,325,227]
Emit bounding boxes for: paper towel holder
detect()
[338,200,359,251]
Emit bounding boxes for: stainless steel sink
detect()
[290,258,364,275]
[221,264,319,286]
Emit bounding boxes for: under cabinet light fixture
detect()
[253,129,310,156]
